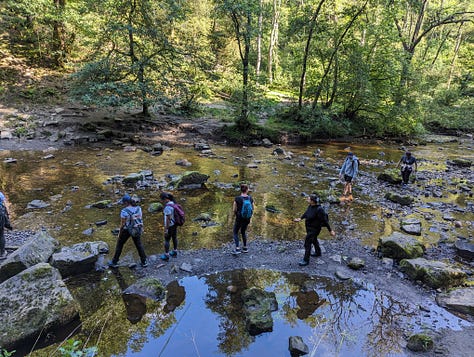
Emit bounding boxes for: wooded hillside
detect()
[1,0,473,138]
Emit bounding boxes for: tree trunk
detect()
[52,0,67,67]
[256,0,263,79]
[447,25,463,89]
[268,0,280,85]
[298,0,326,110]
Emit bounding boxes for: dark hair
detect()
[240,184,249,193]
[160,192,174,201]
[309,194,320,204]
[405,151,411,156]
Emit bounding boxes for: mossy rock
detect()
[407,334,433,352]
[399,258,467,289]
[384,192,414,206]
[378,232,425,260]
[450,158,472,167]
[148,202,163,213]
[90,200,112,209]
[377,169,402,184]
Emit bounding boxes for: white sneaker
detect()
[231,248,241,255]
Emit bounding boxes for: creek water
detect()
[1,136,472,356]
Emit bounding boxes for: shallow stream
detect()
[1,135,473,356]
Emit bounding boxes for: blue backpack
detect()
[241,197,253,219]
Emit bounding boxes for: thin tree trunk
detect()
[447,24,463,89]
[268,0,280,85]
[256,0,263,79]
[298,0,326,110]
[52,0,67,67]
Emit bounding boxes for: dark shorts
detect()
[344,174,353,183]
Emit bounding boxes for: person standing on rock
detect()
[339,151,359,199]
[294,194,335,266]
[396,151,417,185]
[160,192,179,261]
[0,191,13,260]
[109,194,147,268]
[232,184,254,255]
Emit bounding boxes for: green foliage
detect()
[58,339,98,357]
[0,348,15,357]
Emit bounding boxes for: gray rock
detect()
[172,171,209,189]
[0,231,60,283]
[26,199,50,209]
[335,268,351,280]
[454,240,474,261]
[399,258,467,289]
[289,336,309,356]
[0,263,80,351]
[378,232,425,260]
[123,277,166,301]
[180,262,193,273]
[436,287,474,316]
[50,241,109,277]
[400,218,422,236]
[347,257,365,270]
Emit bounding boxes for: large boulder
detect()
[0,230,60,283]
[50,241,109,277]
[377,169,402,184]
[378,232,425,260]
[123,277,166,301]
[241,287,278,336]
[399,258,467,289]
[0,263,80,351]
[172,171,209,189]
[436,287,474,316]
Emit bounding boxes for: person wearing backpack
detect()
[339,151,359,199]
[0,191,13,260]
[396,151,417,186]
[294,194,335,266]
[160,192,180,261]
[231,184,254,255]
[108,194,148,268]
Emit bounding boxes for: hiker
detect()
[396,151,417,185]
[160,192,179,261]
[232,184,254,255]
[339,151,359,198]
[0,191,13,260]
[109,194,147,268]
[294,194,335,266]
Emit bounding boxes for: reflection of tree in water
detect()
[363,292,416,357]
[202,269,283,355]
[202,269,415,356]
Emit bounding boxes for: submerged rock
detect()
[242,287,278,336]
[289,336,309,356]
[406,334,433,352]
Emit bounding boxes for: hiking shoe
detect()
[160,254,170,261]
[108,261,119,268]
[298,260,309,266]
[310,252,321,257]
[169,250,177,257]
[242,247,248,253]
[231,248,241,255]
[141,260,148,267]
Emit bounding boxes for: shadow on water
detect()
[31,269,469,357]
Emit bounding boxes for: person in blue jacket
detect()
[339,152,359,197]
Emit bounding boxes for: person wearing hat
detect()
[0,191,13,260]
[294,194,335,266]
[108,194,147,268]
[339,151,359,198]
[396,151,417,185]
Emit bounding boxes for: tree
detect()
[214,0,260,130]
[71,0,186,116]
